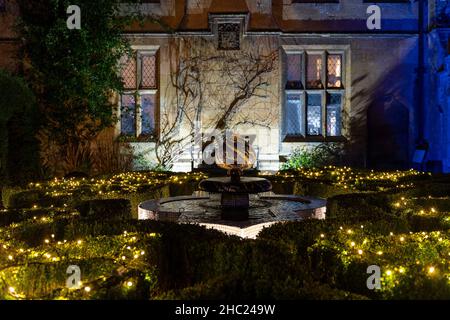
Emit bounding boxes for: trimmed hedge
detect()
[1,170,450,300]
[75,199,132,220]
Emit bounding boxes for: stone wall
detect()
[123,32,420,171]
[0,0,20,73]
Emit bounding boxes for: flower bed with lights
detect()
[1,168,450,299]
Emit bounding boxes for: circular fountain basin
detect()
[138,192,326,239]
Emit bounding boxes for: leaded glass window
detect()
[306,54,323,89]
[284,50,345,139]
[140,54,157,89]
[285,93,304,136]
[286,54,302,90]
[119,50,158,137]
[121,55,137,90]
[327,54,342,88]
[121,95,136,136]
[307,93,322,136]
[327,93,342,136]
[141,94,156,135]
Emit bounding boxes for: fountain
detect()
[138,134,326,238]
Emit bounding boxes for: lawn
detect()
[1,167,450,300]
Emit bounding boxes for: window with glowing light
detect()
[119,50,158,138]
[284,50,344,139]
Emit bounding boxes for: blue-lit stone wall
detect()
[422,0,449,172]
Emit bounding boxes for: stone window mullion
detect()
[135,93,142,137]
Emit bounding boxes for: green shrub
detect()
[281,143,343,170]
[5,190,45,209]
[89,184,170,219]
[1,186,24,208]
[295,181,351,198]
[75,199,132,220]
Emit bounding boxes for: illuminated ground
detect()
[1,167,450,299]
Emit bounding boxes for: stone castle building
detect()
[1,0,449,172]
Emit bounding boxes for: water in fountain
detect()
[138,133,326,238]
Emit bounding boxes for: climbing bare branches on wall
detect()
[154,37,279,169]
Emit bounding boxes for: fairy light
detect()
[2,169,440,299]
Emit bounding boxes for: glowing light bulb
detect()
[84,286,91,292]
[428,267,435,274]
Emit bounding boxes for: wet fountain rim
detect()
[199,176,272,194]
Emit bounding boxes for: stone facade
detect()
[423,1,450,172]
[1,0,448,172]
[0,0,20,73]
[121,0,425,171]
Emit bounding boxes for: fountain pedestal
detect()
[199,176,272,220]
[221,193,249,208]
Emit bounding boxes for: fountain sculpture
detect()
[138,134,326,238]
